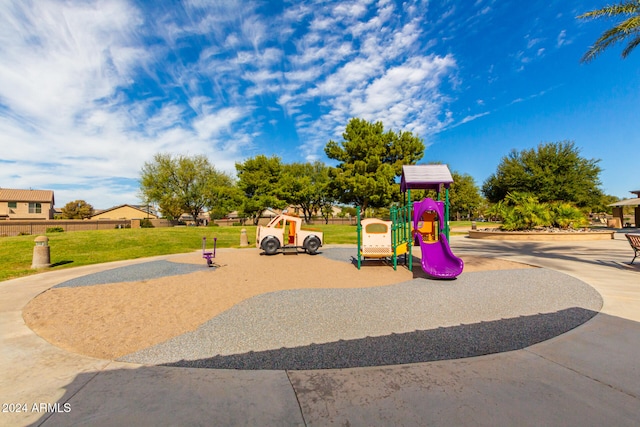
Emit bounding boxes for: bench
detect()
[625,234,640,265]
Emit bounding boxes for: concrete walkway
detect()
[1,235,639,426]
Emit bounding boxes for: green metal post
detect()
[356,206,362,269]
[445,188,450,240]
[391,206,398,270]
[408,189,412,271]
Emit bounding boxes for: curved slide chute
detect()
[413,198,464,279]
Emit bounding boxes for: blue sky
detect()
[1,0,639,209]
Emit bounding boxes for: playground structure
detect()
[356,204,412,270]
[256,214,323,255]
[413,198,464,279]
[359,218,393,257]
[356,164,464,278]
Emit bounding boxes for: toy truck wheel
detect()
[262,236,280,255]
[304,236,321,255]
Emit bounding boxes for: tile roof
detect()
[0,188,55,203]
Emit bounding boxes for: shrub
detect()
[494,192,552,231]
[46,227,65,233]
[486,200,506,222]
[549,202,589,229]
[490,192,591,231]
[140,219,155,228]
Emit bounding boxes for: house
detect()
[284,205,342,218]
[608,190,640,227]
[91,204,158,220]
[0,188,55,220]
[225,208,281,220]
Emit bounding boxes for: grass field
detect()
[0,221,493,282]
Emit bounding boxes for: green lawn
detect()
[0,221,482,282]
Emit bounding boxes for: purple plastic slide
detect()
[413,198,464,279]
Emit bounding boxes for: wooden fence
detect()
[213,217,357,226]
[0,220,130,237]
[1,217,355,237]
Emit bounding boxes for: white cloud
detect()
[284,0,456,160]
[460,111,490,125]
[241,15,267,51]
[243,69,282,86]
[192,107,248,141]
[285,68,322,83]
[333,0,371,18]
[527,37,543,49]
[557,29,569,47]
[0,0,256,207]
[296,52,456,159]
[0,0,146,125]
[0,0,461,207]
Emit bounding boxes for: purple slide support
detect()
[413,198,464,279]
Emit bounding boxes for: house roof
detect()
[400,165,454,192]
[92,204,157,217]
[608,198,640,207]
[608,191,640,207]
[0,188,55,204]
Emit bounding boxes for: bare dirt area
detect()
[22,248,531,360]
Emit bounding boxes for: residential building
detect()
[91,204,158,220]
[0,188,55,220]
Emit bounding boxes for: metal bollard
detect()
[32,236,51,269]
[240,228,249,247]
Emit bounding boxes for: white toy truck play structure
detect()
[256,214,323,255]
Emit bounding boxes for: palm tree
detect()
[578,1,640,63]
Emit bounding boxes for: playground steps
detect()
[282,245,299,255]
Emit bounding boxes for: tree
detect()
[205,173,244,220]
[61,200,94,219]
[155,196,183,222]
[482,141,603,209]
[325,118,424,213]
[140,153,233,222]
[578,1,640,63]
[592,193,622,214]
[449,172,483,220]
[338,206,357,218]
[319,202,335,224]
[279,161,333,222]
[235,155,286,225]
